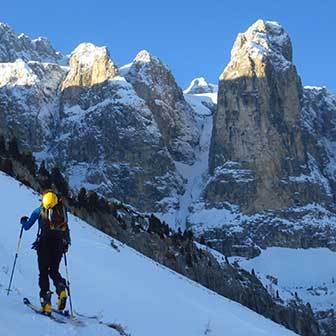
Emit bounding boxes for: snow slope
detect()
[234,247,336,312]
[0,172,298,336]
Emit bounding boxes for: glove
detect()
[62,238,70,253]
[31,240,39,250]
[20,216,29,225]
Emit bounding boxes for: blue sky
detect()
[1,0,335,92]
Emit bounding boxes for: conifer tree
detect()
[1,158,14,176]
[51,166,69,196]
[78,187,87,207]
[8,137,20,159]
[38,160,51,190]
[87,191,99,211]
[0,134,6,154]
[23,151,36,175]
[186,252,193,268]
[38,160,49,177]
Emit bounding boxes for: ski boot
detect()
[57,284,68,311]
[40,291,52,315]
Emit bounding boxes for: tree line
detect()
[0,135,196,244]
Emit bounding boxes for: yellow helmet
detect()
[42,191,58,209]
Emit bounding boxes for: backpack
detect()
[46,199,68,232]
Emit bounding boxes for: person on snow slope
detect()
[20,190,71,315]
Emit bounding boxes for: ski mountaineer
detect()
[20,190,71,315]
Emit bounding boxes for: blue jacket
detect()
[21,207,43,231]
[21,206,71,244]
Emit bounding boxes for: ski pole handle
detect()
[16,226,24,253]
[7,226,24,295]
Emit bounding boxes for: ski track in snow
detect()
[0,172,298,336]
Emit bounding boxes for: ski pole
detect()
[7,226,24,296]
[63,253,74,317]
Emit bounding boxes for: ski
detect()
[23,298,66,324]
[52,308,70,317]
[75,311,100,320]
[51,308,85,327]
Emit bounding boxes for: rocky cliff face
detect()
[54,44,183,211]
[125,50,199,164]
[209,20,330,213]
[61,43,118,91]
[186,20,336,256]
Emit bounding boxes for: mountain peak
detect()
[71,43,112,68]
[0,22,66,64]
[133,49,163,66]
[62,42,118,89]
[184,77,218,94]
[127,49,171,84]
[126,50,199,164]
[135,49,152,62]
[225,19,293,78]
[0,22,11,32]
[247,19,292,61]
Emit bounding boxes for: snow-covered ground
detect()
[232,247,336,312]
[0,172,298,336]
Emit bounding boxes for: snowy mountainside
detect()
[0,59,67,152]
[0,172,299,336]
[1,20,336,336]
[302,86,336,182]
[0,21,219,219]
[56,69,183,211]
[229,247,336,334]
[0,25,187,214]
[0,23,66,64]
[1,19,336,239]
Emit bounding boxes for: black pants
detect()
[37,233,66,297]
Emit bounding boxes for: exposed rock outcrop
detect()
[189,19,336,260]
[209,19,317,213]
[125,50,199,164]
[55,44,184,212]
[61,43,118,91]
